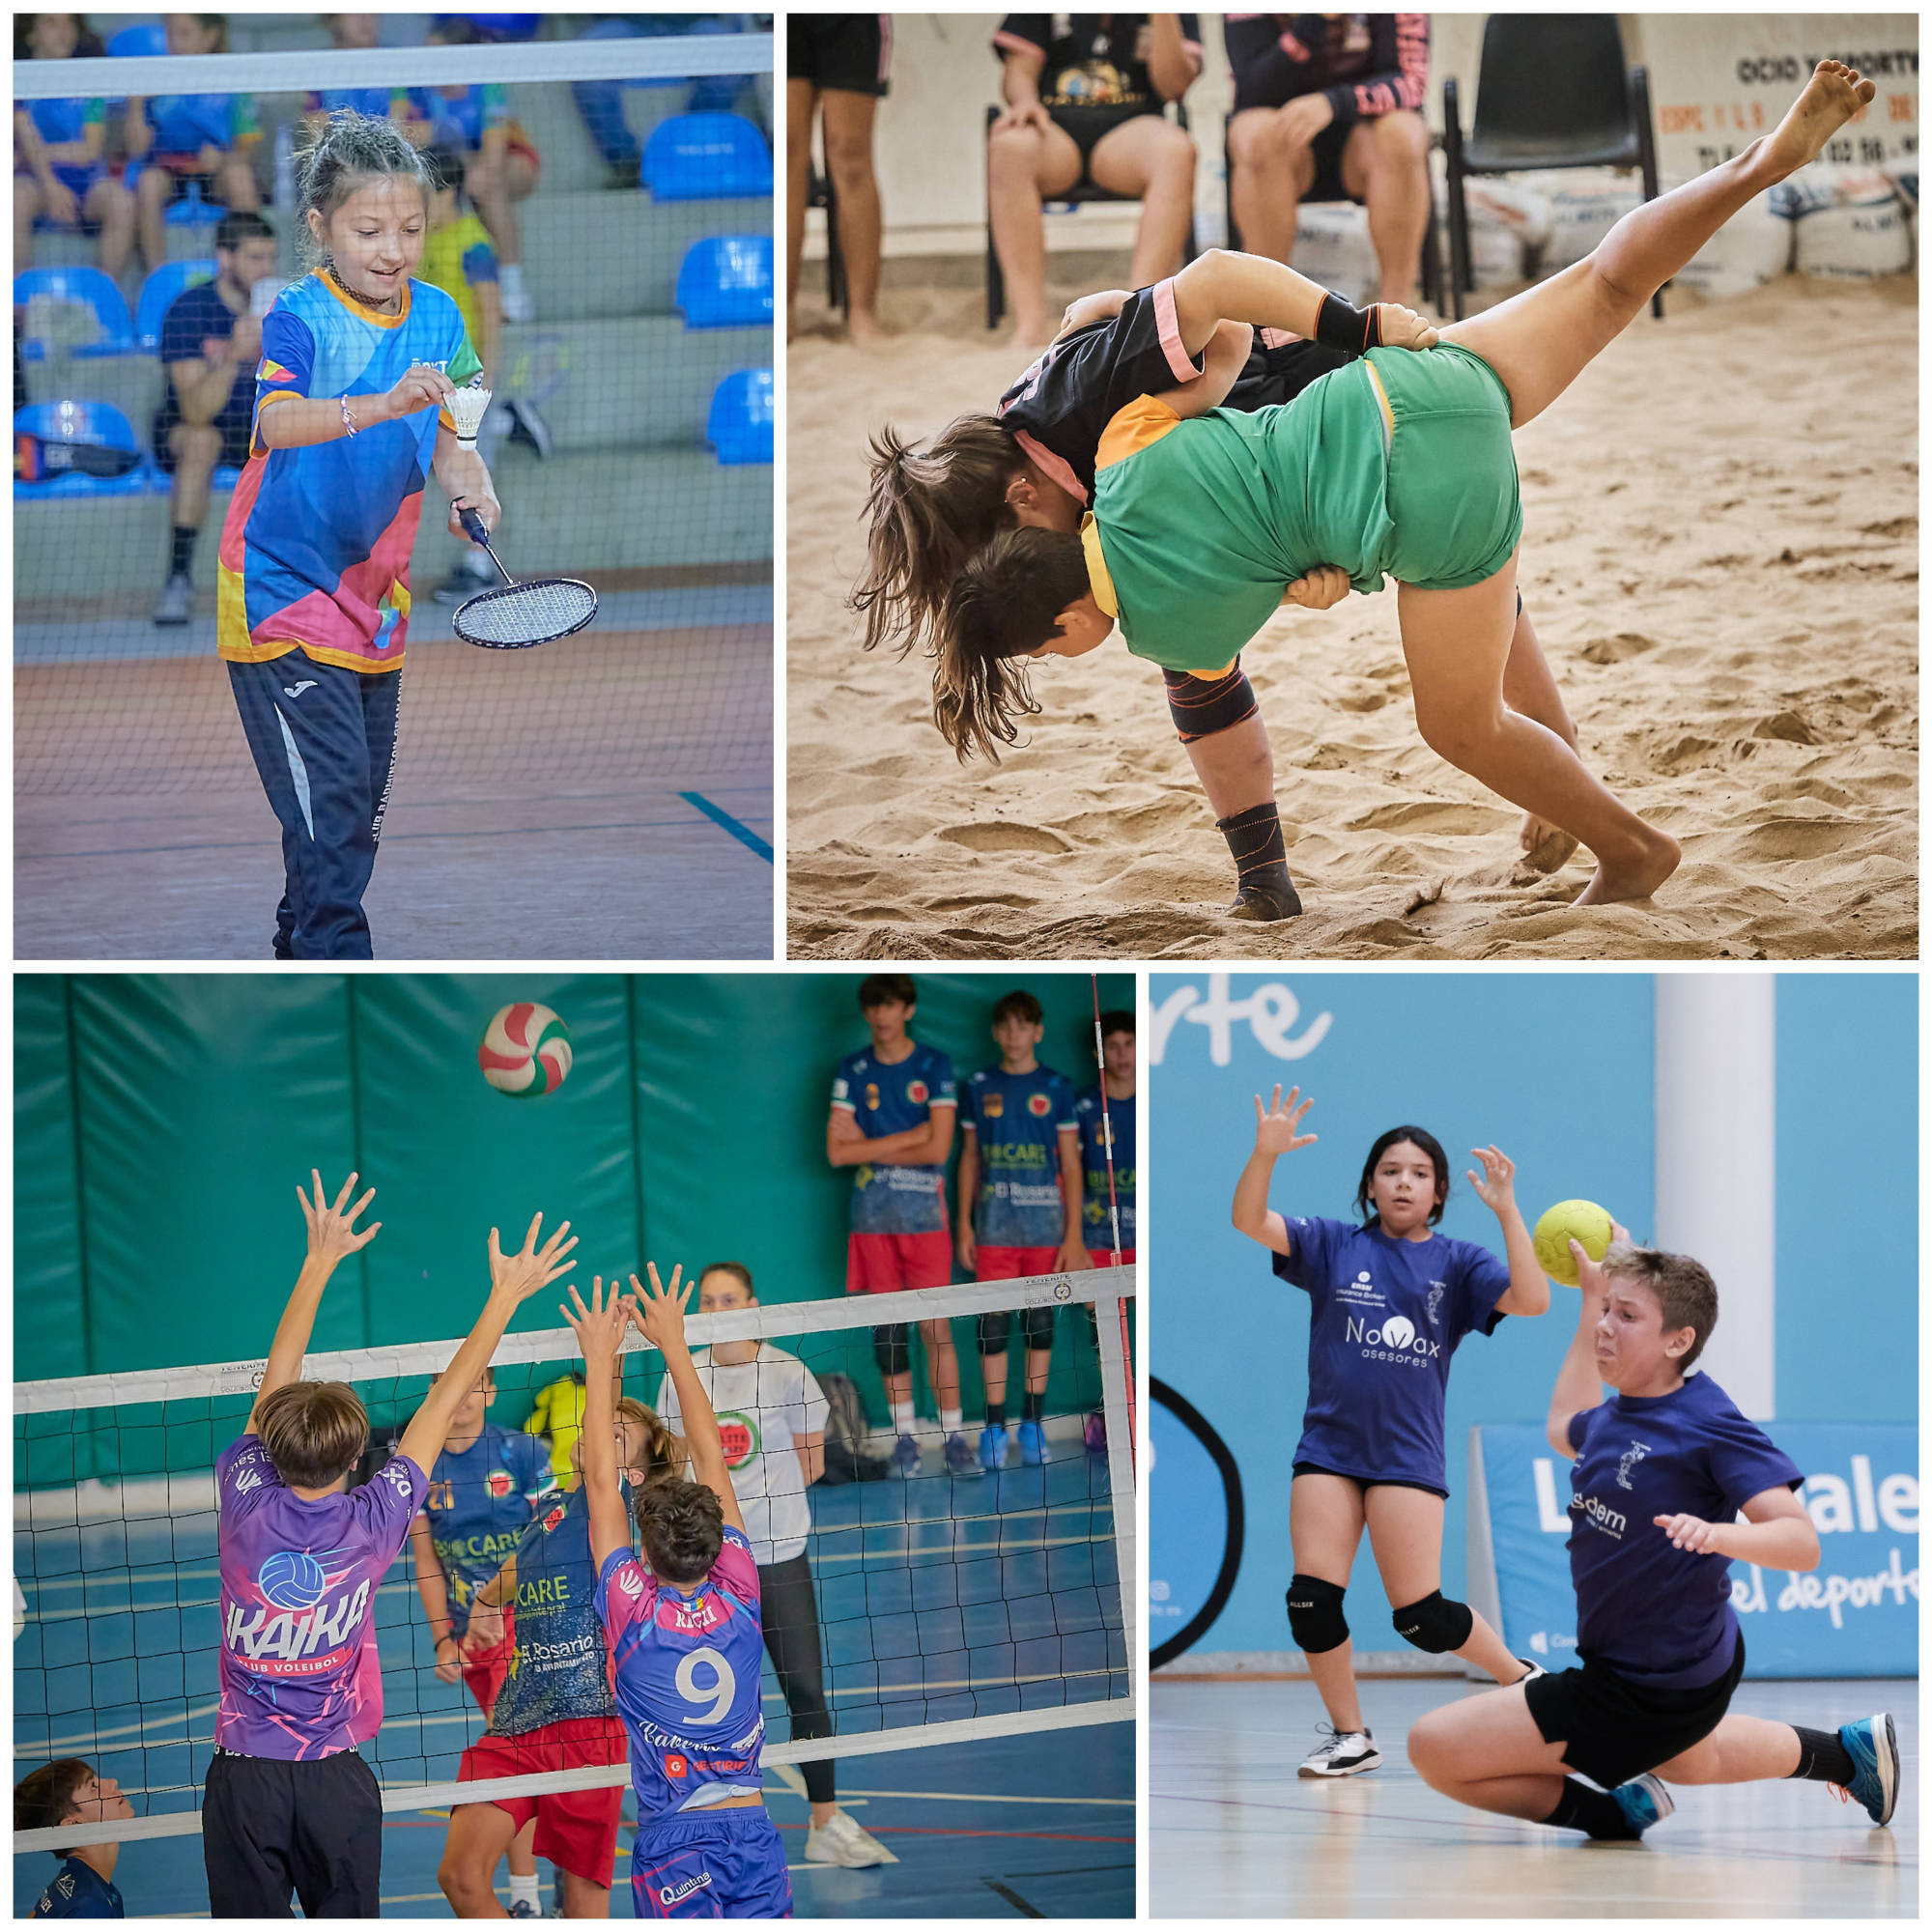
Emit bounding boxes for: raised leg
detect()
[1365,1486,1525,1687]
[1340,110,1432,302]
[1088,114,1196,288]
[820,88,883,344]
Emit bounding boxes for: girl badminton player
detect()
[937,61,1876,911]
[1231,1088,1548,1776]
[1406,1228,1898,1837]
[218,108,497,959]
[574,1268,793,1919]
[438,1390,681,1918]
[410,1364,554,1917]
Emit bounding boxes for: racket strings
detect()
[454,578,598,649]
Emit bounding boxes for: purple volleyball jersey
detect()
[595,1528,767,1824]
[214,1434,427,1758]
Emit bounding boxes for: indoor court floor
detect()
[1151,1676,1916,1918]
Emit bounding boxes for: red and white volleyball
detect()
[479,1002,572,1098]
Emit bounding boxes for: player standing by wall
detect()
[828,974,973,1474]
[959,989,1088,1469]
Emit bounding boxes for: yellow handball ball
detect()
[1533,1199,1614,1286]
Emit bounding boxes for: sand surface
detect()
[786,274,1916,959]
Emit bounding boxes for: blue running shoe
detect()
[509,1901,541,1919]
[892,1433,921,1476]
[1016,1419,1047,1465]
[1835,1713,1898,1825]
[979,1425,1006,1472]
[944,1431,978,1475]
[1608,1772,1673,1836]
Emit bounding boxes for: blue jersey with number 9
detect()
[595,1527,766,1824]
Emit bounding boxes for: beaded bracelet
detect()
[340,394,359,438]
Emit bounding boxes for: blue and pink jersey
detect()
[213,1435,427,1758]
[420,1423,551,1637]
[960,1064,1078,1250]
[1074,1083,1136,1254]
[595,1527,767,1822]
[218,270,479,672]
[832,1042,956,1236]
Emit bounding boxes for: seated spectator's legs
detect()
[213,150,260,216]
[1339,109,1431,302]
[820,89,883,345]
[573,15,645,182]
[135,164,175,278]
[1086,114,1195,290]
[987,116,1083,345]
[154,421,223,625]
[14,176,48,272]
[785,78,816,335]
[1226,105,1319,266]
[464,147,536,272]
[83,175,137,278]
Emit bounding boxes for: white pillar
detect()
[1654,975,1776,1415]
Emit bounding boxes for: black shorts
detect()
[1525,1630,1747,1790]
[153,406,253,473]
[203,1746,383,1918]
[1292,1459,1448,1501]
[1226,335,1354,411]
[1049,101,1164,185]
[787,14,891,98]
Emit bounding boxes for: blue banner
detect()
[1471,1420,1918,1679]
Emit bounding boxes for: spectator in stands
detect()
[151,209,279,627]
[302,14,415,140]
[14,1758,133,1918]
[988,15,1202,347]
[126,14,262,281]
[576,15,760,191]
[14,14,137,277]
[1224,14,1432,302]
[410,21,541,322]
[786,14,889,347]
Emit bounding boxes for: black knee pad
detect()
[1286,1574,1350,1656]
[1392,1590,1474,1654]
[1021,1304,1057,1350]
[871,1322,910,1378]
[977,1309,1012,1357]
[1163,661,1259,743]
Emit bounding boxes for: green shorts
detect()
[1370,342,1522,590]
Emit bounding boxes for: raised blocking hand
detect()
[298,1169,380,1269]
[487,1212,578,1306]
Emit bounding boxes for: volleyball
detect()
[1533,1199,1614,1286]
[258,1548,327,1611]
[479,1003,572,1098]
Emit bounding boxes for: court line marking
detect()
[983,1876,1046,1916]
[680,789,775,861]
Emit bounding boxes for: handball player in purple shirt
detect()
[1232,1088,1549,1776]
[204,1171,579,1917]
[1406,1227,1900,1838]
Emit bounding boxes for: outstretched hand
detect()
[626,1263,693,1354]
[1253,1084,1318,1157]
[1376,301,1440,352]
[487,1212,578,1306]
[1465,1145,1518,1214]
[560,1276,629,1371]
[299,1169,380,1267]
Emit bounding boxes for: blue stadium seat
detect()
[643,113,773,200]
[706,368,773,466]
[14,268,137,361]
[106,21,168,56]
[135,260,217,352]
[675,236,773,328]
[14,402,151,497]
[165,180,224,230]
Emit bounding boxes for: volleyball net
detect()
[14,26,773,811]
[14,1267,1135,1859]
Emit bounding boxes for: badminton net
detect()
[14,1268,1135,1858]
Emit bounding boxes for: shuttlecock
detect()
[447,380,493,450]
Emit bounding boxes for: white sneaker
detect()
[1298,1724,1380,1777]
[498,265,533,324]
[804,1808,896,1866]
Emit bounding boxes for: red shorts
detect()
[846,1228,952,1294]
[975,1245,1062,1281]
[461,1608,514,1718]
[1090,1248,1136,1265]
[456,1716,630,1889]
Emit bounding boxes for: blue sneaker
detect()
[508,1902,541,1919]
[1016,1419,1047,1465]
[979,1425,1007,1471]
[1835,1713,1899,1826]
[1608,1772,1673,1836]
[944,1431,978,1474]
[891,1433,921,1476]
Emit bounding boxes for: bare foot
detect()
[1573,828,1682,906]
[1520,812,1580,874]
[1762,61,1877,180]
[846,309,886,348]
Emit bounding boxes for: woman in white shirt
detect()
[653,1262,892,1869]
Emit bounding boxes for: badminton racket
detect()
[452,507,598,650]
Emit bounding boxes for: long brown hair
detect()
[615,1397,683,1487]
[852,413,1025,659]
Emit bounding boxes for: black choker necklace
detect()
[327,265,399,311]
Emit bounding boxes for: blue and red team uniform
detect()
[419,1423,551,1715]
[220,269,479,959]
[832,1042,957,1292]
[1074,1083,1136,1264]
[596,1526,791,1918]
[456,1485,632,1890]
[960,1064,1079,1276]
[1272,1215,1511,1495]
[30,1858,122,1918]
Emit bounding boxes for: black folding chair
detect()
[985,101,1199,329]
[808,160,848,318]
[1223,126,1445,310]
[1442,14,1662,321]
